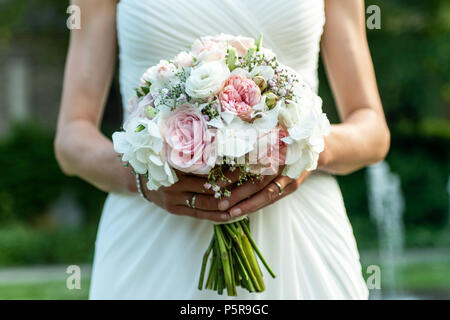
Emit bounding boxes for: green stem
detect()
[232,246,255,292]
[213,238,220,291]
[215,225,234,296]
[240,220,276,278]
[198,237,214,290]
[206,256,217,290]
[224,224,263,292]
[228,248,237,296]
[239,225,265,291]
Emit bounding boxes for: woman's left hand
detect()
[218,169,311,218]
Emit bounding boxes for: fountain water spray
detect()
[447,176,450,226]
[367,161,405,298]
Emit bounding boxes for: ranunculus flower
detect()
[185,61,230,99]
[161,104,216,174]
[191,38,227,62]
[219,75,261,121]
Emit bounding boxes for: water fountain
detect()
[447,176,450,226]
[366,161,405,299]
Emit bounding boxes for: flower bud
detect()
[252,76,267,92]
[255,33,263,52]
[146,106,158,119]
[263,92,278,109]
[226,47,238,71]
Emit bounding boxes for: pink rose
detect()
[162,104,216,174]
[250,126,288,175]
[174,51,194,67]
[191,39,227,62]
[218,75,261,121]
[204,34,255,57]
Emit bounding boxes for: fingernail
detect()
[221,213,230,220]
[230,208,242,217]
[218,200,230,211]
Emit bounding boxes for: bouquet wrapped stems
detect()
[198,217,276,296]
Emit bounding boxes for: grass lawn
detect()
[361,257,450,298]
[0,258,449,299]
[398,260,450,290]
[0,279,90,300]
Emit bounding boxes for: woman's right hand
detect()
[141,169,241,222]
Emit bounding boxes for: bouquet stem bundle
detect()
[198,218,276,296]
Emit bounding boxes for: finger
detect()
[169,205,231,222]
[193,193,222,211]
[229,176,294,217]
[217,174,276,211]
[167,192,224,212]
[270,175,293,196]
[215,167,242,188]
[168,192,197,207]
[172,167,240,189]
[169,176,215,194]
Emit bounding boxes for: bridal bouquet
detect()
[112,34,330,296]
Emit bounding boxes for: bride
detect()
[55,0,390,299]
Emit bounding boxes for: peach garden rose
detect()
[218,75,261,122]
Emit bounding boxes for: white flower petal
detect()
[149,153,163,166]
[112,132,130,154]
[250,66,275,81]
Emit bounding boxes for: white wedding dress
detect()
[89,0,369,300]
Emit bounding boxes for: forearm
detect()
[55,119,136,194]
[318,108,390,175]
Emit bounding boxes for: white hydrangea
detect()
[279,86,331,178]
[112,116,178,191]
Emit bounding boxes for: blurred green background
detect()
[0,0,449,299]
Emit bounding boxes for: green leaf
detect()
[141,86,149,95]
[135,124,145,132]
[255,33,263,51]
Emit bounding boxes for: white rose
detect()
[141,60,177,88]
[185,61,230,99]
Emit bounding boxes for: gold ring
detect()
[186,195,196,208]
[274,181,283,196]
[190,195,196,209]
